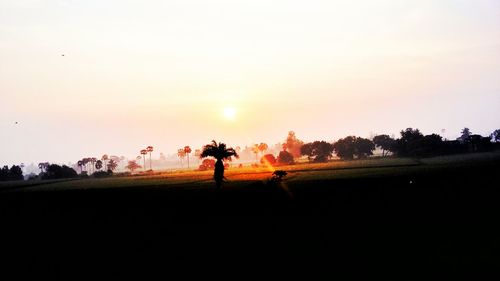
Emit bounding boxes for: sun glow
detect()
[223,107,237,121]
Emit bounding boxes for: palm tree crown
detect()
[201,140,239,161]
[146,146,154,170]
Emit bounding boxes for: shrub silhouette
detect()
[271,170,287,182]
[261,154,277,166]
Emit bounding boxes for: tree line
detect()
[259,128,500,165]
[2,128,499,182]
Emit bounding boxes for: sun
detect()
[223,107,237,121]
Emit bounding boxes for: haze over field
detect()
[1,0,499,164]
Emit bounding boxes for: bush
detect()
[93,170,113,178]
[26,173,39,181]
[260,154,277,166]
[198,159,216,171]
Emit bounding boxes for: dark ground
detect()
[1,158,500,280]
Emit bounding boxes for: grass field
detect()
[1,151,500,279]
[3,152,496,193]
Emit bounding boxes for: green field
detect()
[5,151,499,192]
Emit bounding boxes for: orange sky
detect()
[1,0,500,165]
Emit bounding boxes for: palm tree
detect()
[95,160,103,171]
[38,162,49,173]
[107,159,118,172]
[200,140,239,189]
[146,146,154,170]
[177,149,186,167]
[82,158,90,173]
[194,149,202,165]
[140,149,147,171]
[77,160,84,173]
[258,143,268,153]
[258,143,268,158]
[184,146,192,168]
[101,155,109,171]
[90,157,97,174]
[252,144,260,163]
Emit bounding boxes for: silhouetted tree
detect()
[0,166,8,180]
[9,165,24,181]
[394,128,425,157]
[90,158,97,174]
[467,134,492,152]
[184,146,192,168]
[491,129,500,143]
[101,154,109,171]
[373,134,396,157]
[146,146,154,170]
[333,136,357,160]
[258,143,268,156]
[125,160,141,172]
[82,158,90,173]
[140,149,147,170]
[251,144,260,163]
[301,141,334,162]
[177,149,186,167]
[38,162,49,174]
[277,150,294,165]
[42,164,77,180]
[354,137,375,159]
[301,143,314,161]
[107,159,118,172]
[419,134,444,156]
[0,165,23,181]
[95,160,103,170]
[458,128,471,143]
[200,140,239,189]
[283,131,303,159]
[77,160,84,173]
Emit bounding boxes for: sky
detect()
[1,0,500,165]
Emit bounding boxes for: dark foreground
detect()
[1,158,500,279]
